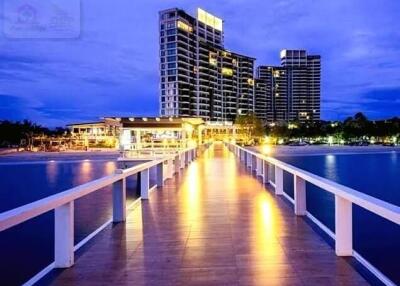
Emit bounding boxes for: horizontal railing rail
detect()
[120,148,181,158]
[0,143,209,284]
[225,142,399,286]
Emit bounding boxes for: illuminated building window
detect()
[177,20,193,33]
[273,71,280,78]
[247,79,254,86]
[209,52,217,66]
[222,68,233,76]
[221,51,231,57]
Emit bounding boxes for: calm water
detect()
[273,152,400,285]
[1,153,399,285]
[0,158,156,286]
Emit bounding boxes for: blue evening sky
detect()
[1,0,400,126]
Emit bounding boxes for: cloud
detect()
[0,0,399,126]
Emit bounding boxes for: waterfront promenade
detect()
[41,143,370,285]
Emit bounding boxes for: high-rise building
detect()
[256,50,321,123]
[159,8,255,122]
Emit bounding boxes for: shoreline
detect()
[249,145,400,157]
[0,150,120,162]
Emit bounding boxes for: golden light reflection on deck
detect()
[180,161,203,228]
[251,192,287,267]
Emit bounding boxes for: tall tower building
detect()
[255,50,321,123]
[159,8,255,122]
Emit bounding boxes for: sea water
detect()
[275,151,400,284]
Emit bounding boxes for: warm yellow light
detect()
[262,145,272,155]
[247,78,254,86]
[209,52,217,66]
[177,20,193,33]
[184,123,194,134]
[222,68,233,76]
[264,136,270,144]
[197,8,222,31]
[188,139,197,148]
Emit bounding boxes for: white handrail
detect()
[0,173,122,232]
[226,142,399,285]
[0,147,199,232]
[230,143,400,224]
[0,144,211,284]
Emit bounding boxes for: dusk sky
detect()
[1,0,400,126]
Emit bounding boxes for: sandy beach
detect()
[249,145,400,157]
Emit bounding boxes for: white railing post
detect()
[188,150,192,163]
[54,202,74,268]
[180,153,185,169]
[335,196,353,256]
[256,158,262,177]
[251,156,255,171]
[113,171,126,222]
[294,175,306,216]
[186,151,190,165]
[247,153,252,169]
[263,160,269,184]
[167,159,173,178]
[174,155,180,174]
[140,168,150,199]
[274,166,284,195]
[156,162,164,187]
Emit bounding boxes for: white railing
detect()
[226,142,400,286]
[120,148,181,158]
[0,145,208,285]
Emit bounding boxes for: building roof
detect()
[105,117,204,129]
[66,121,105,127]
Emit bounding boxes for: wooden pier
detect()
[41,143,370,285]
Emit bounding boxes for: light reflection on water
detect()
[324,154,338,181]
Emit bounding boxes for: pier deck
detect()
[42,143,370,285]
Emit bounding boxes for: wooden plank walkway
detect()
[42,143,371,285]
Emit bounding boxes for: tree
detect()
[0,120,69,148]
[235,113,265,142]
